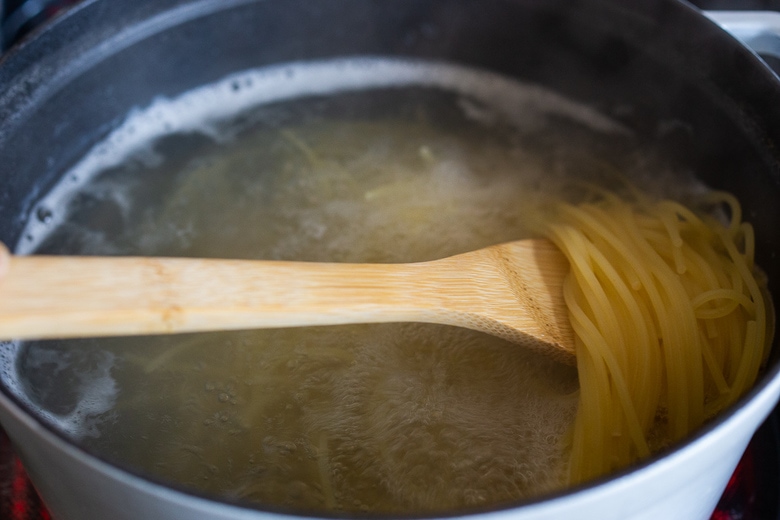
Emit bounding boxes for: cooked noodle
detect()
[539,190,773,483]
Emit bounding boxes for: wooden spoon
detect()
[0,239,575,363]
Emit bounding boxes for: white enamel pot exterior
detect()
[1,369,779,520]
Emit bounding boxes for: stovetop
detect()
[0,428,50,520]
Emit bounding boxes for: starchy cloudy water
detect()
[0,57,680,514]
[15,57,625,255]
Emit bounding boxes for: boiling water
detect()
[4,58,692,514]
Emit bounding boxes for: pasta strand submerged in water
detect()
[540,191,773,484]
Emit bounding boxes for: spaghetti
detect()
[540,190,773,484]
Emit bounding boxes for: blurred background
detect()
[1,0,780,51]
[691,0,780,7]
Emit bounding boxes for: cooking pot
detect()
[1,1,780,519]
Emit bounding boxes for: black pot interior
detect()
[1,0,780,513]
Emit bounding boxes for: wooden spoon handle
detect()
[0,253,481,340]
[0,239,575,363]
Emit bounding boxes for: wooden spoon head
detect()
[489,239,575,364]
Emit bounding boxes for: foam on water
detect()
[15,57,625,256]
[0,340,116,437]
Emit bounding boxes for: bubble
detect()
[35,206,54,224]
